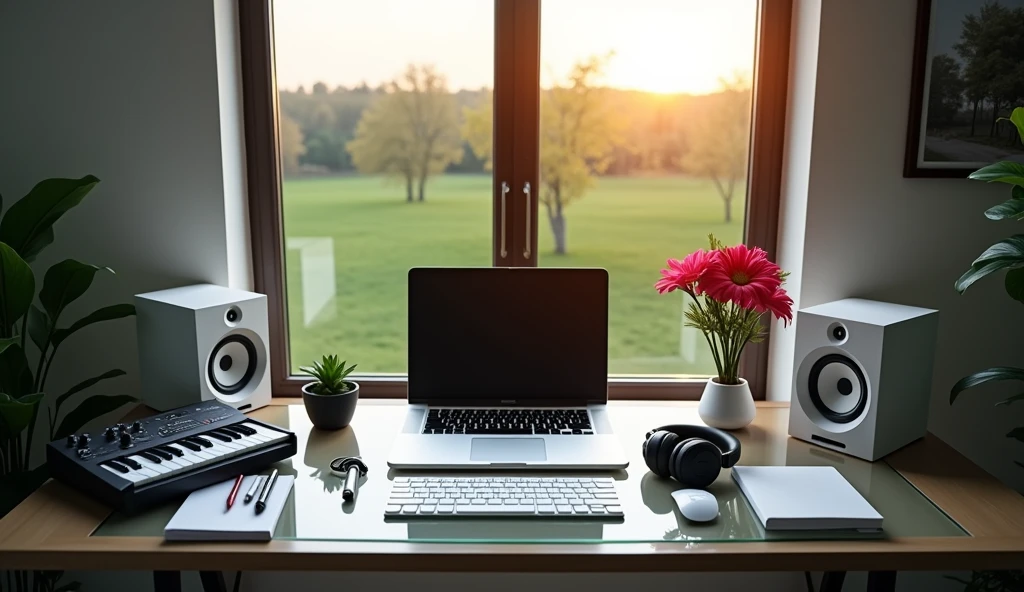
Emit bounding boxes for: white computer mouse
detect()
[671,488,720,523]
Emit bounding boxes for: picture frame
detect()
[904,0,1024,178]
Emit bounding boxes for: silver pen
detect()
[255,469,279,514]
[244,475,265,503]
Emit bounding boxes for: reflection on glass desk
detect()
[95,404,965,544]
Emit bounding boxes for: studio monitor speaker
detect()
[788,298,939,461]
[135,284,271,412]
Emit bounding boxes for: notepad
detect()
[732,466,883,531]
[164,475,294,541]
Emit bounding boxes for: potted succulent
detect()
[655,234,792,429]
[300,355,359,430]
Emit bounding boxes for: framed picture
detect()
[904,0,1024,178]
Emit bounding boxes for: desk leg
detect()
[867,571,897,592]
[153,571,181,592]
[820,572,846,592]
[199,571,228,592]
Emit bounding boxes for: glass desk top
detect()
[95,404,965,544]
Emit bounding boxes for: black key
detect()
[149,447,173,461]
[220,426,247,438]
[214,428,241,440]
[178,439,202,452]
[159,445,183,457]
[206,431,232,442]
[571,429,583,435]
[120,456,142,470]
[105,460,130,473]
[233,424,257,436]
[190,436,214,448]
[139,451,162,463]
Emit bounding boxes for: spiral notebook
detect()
[732,466,883,531]
[164,475,294,541]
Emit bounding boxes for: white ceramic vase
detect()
[698,377,755,430]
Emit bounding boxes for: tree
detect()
[279,113,306,175]
[927,54,964,128]
[347,65,463,202]
[683,75,750,223]
[462,55,622,254]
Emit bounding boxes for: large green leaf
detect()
[27,304,49,353]
[1006,268,1024,303]
[52,303,135,347]
[1003,107,1024,144]
[0,343,33,398]
[995,392,1024,406]
[950,367,1024,403]
[53,394,136,441]
[985,186,1024,220]
[0,336,17,357]
[970,161,1024,186]
[39,259,113,321]
[0,392,43,439]
[0,175,99,262]
[955,235,1024,293]
[55,369,126,415]
[0,242,34,333]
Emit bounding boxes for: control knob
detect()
[131,421,143,433]
[77,433,90,449]
[119,432,133,448]
[104,426,116,440]
[66,434,76,448]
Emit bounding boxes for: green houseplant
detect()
[949,107,1024,592]
[1,176,137,592]
[300,355,359,430]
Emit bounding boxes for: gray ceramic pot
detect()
[301,381,359,430]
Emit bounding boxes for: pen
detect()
[226,474,244,510]
[244,475,264,504]
[255,469,279,514]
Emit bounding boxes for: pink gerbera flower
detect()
[762,286,794,326]
[701,244,782,309]
[654,250,713,295]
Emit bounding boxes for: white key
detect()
[438,505,455,514]
[100,463,140,483]
[420,505,437,514]
[385,505,402,515]
[537,505,556,514]
[245,423,288,442]
[401,505,419,515]
[605,506,623,515]
[456,505,536,515]
[556,505,573,514]
[208,436,243,451]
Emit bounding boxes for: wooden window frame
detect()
[239,0,791,400]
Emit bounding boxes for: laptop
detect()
[387,267,629,470]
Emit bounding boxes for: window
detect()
[240,0,791,398]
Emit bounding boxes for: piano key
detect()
[177,438,202,452]
[220,426,249,439]
[139,451,163,463]
[158,445,183,457]
[104,460,130,473]
[209,437,244,452]
[214,428,242,440]
[167,443,207,462]
[245,423,287,441]
[231,424,257,436]
[190,435,214,448]
[148,448,173,461]
[100,463,142,483]
[119,456,142,470]
[206,431,233,443]
[130,455,171,475]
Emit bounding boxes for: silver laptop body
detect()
[387,267,628,470]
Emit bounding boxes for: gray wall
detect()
[766,0,1024,493]
[0,0,1005,590]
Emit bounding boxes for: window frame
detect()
[239,0,792,400]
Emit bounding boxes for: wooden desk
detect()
[2,400,1024,575]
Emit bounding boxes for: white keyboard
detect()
[97,421,289,486]
[384,476,623,518]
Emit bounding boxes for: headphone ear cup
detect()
[643,431,680,477]
[671,438,723,488]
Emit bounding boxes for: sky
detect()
[930,0,1024,66]
[273,0,758,95]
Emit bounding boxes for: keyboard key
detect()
[385,505,402,515]
[556,505,574,514]
[401,505,419,515]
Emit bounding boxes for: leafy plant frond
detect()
[950,367,1024,403]
[301,354,358,396]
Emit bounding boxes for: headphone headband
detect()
[647,424,741,468]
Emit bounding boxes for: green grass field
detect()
[282,174,744,376]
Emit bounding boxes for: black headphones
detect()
[642,424,742,489]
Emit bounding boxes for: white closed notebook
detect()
[164,475,294,541]
[732,466,882,531]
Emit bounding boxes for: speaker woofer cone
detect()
[208,335,258,395]
[808,353,867,424]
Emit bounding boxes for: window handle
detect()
[523,182,532,260]
[499,181,509,259]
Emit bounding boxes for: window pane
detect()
[537,0,758,376]
[273,0,494,373]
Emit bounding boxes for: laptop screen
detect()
[408,267,608,405]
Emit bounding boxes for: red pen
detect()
[226,474,244,510]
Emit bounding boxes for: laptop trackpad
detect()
[470,438,547,462]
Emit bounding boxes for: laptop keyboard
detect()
[422,408,594,435]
